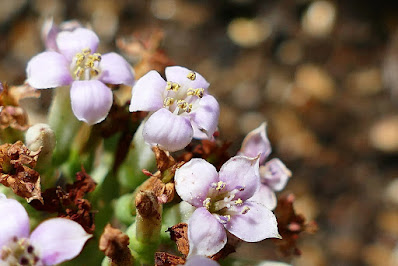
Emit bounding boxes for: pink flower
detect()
[129,66,220,152]
[174,156,280,257]
[26,24,135,125]
[0,194,91,265]
[239,123,292,210]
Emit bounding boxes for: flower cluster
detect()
[0,194,90,265]
[0,20,306,266]
[27,21,135,125]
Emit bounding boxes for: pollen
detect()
[166,81,180,91]
[72,48,102,80]
[187,72,196,80]
[203,198,211,209]
[215,181,226,191]
[241,206,250,215]
[235,198,243,206]
[187,88,204,98]
[163,97,175,107]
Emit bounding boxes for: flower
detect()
[0,193,91,265]
[174,156,280,257]
[239,123,291,210]
[129,66,220,152]
[26,23,135,125]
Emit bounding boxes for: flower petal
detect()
[56,28,99,60]
[70,80,113,125]
[188,208,227,257]
[261,158,292,191]
[26,51,73,89]
[249,184,277,210]
[175,158,219,207]
[129,70,166,112]
[185,255,220,266]
[30,218,91,265]
[143,108,193,152]
[165,66,210,92]
[0,194,30,248]
[219,155,260,201]
[225,201,280,242]
[239,122,271,165]
[99,52,135,86]
[41,18,60,51]
[189,95,220,139]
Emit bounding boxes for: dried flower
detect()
[129,66,219,152]
[0,141,42,202]
[0,194,91,265]
[175,156,280,257]
[26,24,135,125]
[239,123,291,210]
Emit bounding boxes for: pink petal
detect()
[99,52,135,86]
[30,218,91,265]
[249,184,277,210]
[175,158,219,207]
[129,70,166,112]
[70,80,113,125]
[185,255,219,266]
[261,159,292,192]
[239,122,271,165]
[225,202,280,242]
[26,51,73,89]
[41,18,59,51]
[143,108,193,152]
[165,66,210,92]
[219,155,260,201]
[188,208,227,257]
[189,95,220,139]
[56,28,99,61]
[0,194,30,248]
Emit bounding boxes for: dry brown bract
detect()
[0,141,42,202]
[99,224,133,266]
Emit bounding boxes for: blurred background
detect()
[1,0,398,265]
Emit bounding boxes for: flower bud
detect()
[25,123,56,166]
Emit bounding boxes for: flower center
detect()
[202,181,250,224]
[71,48,102,80]
[162,72,204,115]
[1,237,40,266]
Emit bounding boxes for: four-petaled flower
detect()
[239,123,292,210]
[175,155,280,257]
[26,24,135,125]
[0,194,91,265]
[129,66,220,152]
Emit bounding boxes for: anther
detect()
[187,72,196,80]
[74,67,84,78]
[82,48,91,54]
[177,100,188,110]
[212,181,226,191]
[235,198,243,206]
[241,206,250,215]
[163,97,175,107]
[219,215,231,224]
[166,81,180,91]
[203,198,211,209]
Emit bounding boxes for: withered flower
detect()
[0,141,42,203]
[99,224,133,266]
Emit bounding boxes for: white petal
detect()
[70,80,113,125]
[99,52,135,86]
[143,109,193,152]
[190,95,220,139]
[129,70,166,112]
[30,218,91,265]
[0,195,30,248]
[239,122,271,165]
[175,158,219,207]
[26,52,72,89]
[56,28,99,60]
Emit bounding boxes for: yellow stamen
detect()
[215,181,226,191]
[163,97,175,107]
[241,206,250,214]
[235,198,243,206]
[187,72,196,80]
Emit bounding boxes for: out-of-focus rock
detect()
[238,112,265,135]
[276,39,303,65]
[328,234,361,261]
[151,0,177,20]
[302,0,336,38]
[345,68,382,96]
[385,179,398,206]
[293,64,335,104]
[219,103,239,140]
[294,195,319,221]
[363,243,395,266]
[227,18,271,47]
[369,116,398,152]
[232,82,262,109]
[377,210,398,237]
[0,0,27,25]
[292,241,326,266]
[264,70,292,102]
